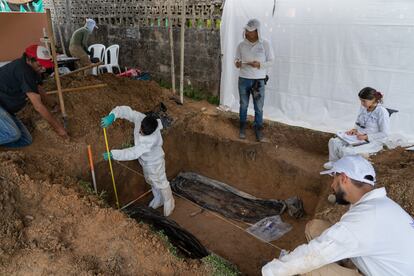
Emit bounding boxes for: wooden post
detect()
[179,0,186,104]
[46,9,68,128]
[168,0,176,94]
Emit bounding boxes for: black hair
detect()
[22,52,36,63]
[350,175,375,188]
[141,115,158,135]
[358,87,383,104]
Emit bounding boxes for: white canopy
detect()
[220,0,414,142]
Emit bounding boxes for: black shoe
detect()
[255,127,263,142]
[239,122,246,139]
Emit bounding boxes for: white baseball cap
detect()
[320,155,376,186]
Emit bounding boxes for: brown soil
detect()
[1,74,413,275]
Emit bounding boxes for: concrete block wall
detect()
[44,0,223,96]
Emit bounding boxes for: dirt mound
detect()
[373,148,414,216]
[18,74,176,178]
[0,153,25,266]
[1,75,214,275]
[0,151,207,275]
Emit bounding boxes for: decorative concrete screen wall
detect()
[45,0,224,95]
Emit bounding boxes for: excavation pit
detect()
[2,75,412,275]
[93,116,330,275]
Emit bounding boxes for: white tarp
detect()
[220,0,414,142]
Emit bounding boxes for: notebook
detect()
[336,131,368,146]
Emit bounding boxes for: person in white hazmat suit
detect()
[101,106,175,216]
[324,87,390,169]
[262,155,414,276]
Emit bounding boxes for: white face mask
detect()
[86,24,94,33]
[85,19,96,33]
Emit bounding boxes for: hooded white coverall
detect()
[109,106,175,216]
[262,188,414,276]
[328,105,390,162]
[235,20,274,80]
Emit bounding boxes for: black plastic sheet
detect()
[124,205,209,259]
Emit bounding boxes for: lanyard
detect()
[356,107,377,129]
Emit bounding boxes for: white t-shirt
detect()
[262,188,414,276]
[235,38,274,79]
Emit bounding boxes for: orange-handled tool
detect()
[87,145,97,193]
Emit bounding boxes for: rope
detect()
[121,189,152,210]
[114,160,145,177]
[173,191,284,252]
[113,160,284,252]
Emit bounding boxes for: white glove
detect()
[149,187,163,209]
[160,187,175,216]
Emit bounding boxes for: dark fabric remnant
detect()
[124,205,209,259]
[171,173,290,223]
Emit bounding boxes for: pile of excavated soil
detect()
[373,148,414,215]
[0,152,207,275]
[1,73,413,275]
[1,74,212,275]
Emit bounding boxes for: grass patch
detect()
[184,86,204,101]
[158,79,172,89]
[184,86,220,106]
[202,254,240,276]
[78,180,95,194]
[156,80,220,106]
[207,95,220,105]
[156,230,181,258]
[78,179,108,202]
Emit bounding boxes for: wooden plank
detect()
[46,83,107,95]
[60,61,103,78]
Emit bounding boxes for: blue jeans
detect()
[0,106,32,148]
[238,77,265,128]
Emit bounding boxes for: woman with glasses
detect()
[324,87,390,169]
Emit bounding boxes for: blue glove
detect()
[102,152,113,161]
[101,113,115,128]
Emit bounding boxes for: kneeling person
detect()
[101,106,175,216]
[262,155,414,276]
[0,44,68,148]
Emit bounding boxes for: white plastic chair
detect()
[88,44,106,75]
[98,44,121,74]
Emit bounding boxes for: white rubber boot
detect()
[160,187,175,216]
[323,161,334,170]
[148,188,163,209]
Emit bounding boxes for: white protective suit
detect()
[109,106,175,216]
[235,19,274,80]
[262,188,414,276]
[328,105,390,162]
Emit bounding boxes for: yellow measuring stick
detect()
[103,128,120,209]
